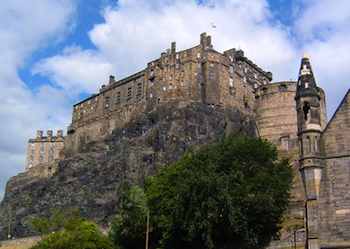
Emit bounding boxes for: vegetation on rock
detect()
[30,210,113,249]
[110,135,293,249]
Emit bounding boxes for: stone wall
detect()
[25,130,64,170]
[319,90,350,246]
[255,81,305,220]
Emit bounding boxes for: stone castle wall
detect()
[319,90,350,246]
[65,33,272,154]
[25,130,64,170]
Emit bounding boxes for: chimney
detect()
[36,130,43,138]
[47,130,53,138]
[171,42,176,54]
[109,75,115,84]
[57,130,63,137]
[200,32,207,47]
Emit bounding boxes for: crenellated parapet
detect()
[25,130,65,170]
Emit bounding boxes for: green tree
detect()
[109,185,150,249]
[31,219,113,249]
[110,135,293,249]
[30,209,81,236]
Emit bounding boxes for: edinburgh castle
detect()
[1,33,349,249]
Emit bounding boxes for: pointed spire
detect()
[296,55,319,98]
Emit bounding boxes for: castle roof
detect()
[323,88,350,134]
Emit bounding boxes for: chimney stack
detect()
[109,75,115,84]
[47,130,53,138]
[57,130,63,137]
[36,130,43,138]
[171,42,176,54]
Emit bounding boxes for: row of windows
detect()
[105,82,144,109]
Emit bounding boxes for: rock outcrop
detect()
[0,102,256,239]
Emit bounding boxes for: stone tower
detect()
[295,55,324,249]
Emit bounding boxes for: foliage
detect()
[109,185,149,249]
[30,219,113,249]
[29,209,81,235]
[110,135,293,249]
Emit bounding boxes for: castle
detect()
[23,33,350,249]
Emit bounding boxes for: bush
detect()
[30,214,113,249]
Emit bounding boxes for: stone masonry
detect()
[25,130,64,170]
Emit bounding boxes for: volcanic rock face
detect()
[0,102,256,239]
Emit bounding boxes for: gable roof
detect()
[323,88,350,134]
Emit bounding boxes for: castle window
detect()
[229,66,234,74]
[229,86,235,96]
[303,102,311,121]
[136,83,142,102]
[314,136,319,152]
[280,136,290,151]
[105,97,110,109]
[229,78,234,87]
[305,136,311,154]
[127,87,133,101]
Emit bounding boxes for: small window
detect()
[229,78,234,87]
[303,102,311,121]
[127,87,132,101]
[280,136,289,151]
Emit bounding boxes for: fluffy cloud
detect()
[33,46,115,94]
[37,0,297,90]
[296,0,350,115]
[89,0,297,79]
[0,0,76,198]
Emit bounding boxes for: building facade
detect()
[295,56,350,249]
[25,130,64,170]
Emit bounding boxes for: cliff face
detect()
[0,102,257,239]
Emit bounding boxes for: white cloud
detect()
[0,0,76,199]
[33,46,115,94]
[88,0,297,79]
[296,0,350,116]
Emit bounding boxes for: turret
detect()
[295,55,324,249]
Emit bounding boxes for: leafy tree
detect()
[110,135,293,249]
[31,219,113,249]
[109,185,150,249]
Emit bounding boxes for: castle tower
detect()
[295,55,324,249]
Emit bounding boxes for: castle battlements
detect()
[25,130,65,170]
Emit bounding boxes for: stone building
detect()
[295,55,350,249]
[25,130,64,170]
[64,33,272,154]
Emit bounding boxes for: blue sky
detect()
[1,0,349,198]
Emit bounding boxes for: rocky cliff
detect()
[0,102,257,239]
